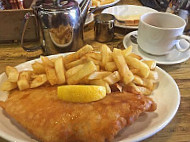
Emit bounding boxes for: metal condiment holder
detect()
[94,13,115,43]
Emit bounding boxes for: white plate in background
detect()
[123,31,190,65]
[0,54,180,142]
[102,5,157,29]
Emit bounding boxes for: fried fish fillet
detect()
[0,86,156,142]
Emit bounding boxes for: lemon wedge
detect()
[57,85,106,103]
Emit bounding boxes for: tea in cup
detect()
[137,12,190,55]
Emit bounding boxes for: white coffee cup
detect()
[137,12,190,55]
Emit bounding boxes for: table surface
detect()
[0,0,190,142]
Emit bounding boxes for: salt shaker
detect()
[94,13,115,43]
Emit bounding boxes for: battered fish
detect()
[0,86,156,142]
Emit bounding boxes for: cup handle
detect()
[175,35,190,52]
[21,12,44,52]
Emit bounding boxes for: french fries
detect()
[112,48,134,84]
[123,82,151,95]
[65,58,87,70]
[45,66,58,86]
[85,52,101,61]
[67,61,97,85]
[66,64,84,79]
[137,86,152,96]
[85,56,101,65]
[41,56,58,85]
[122,45,132,57]
[129,53,142,60]
[30,74,47,88]
[130,68,139,74]
[1,44,159,96]
[6,66,19,82]
[143,60,156,70]
[125,56,150,78]
[123,83,141,95]
[17,71,31,90]
[63,44,93,64]
[89,79,111,94]
[101,44,112,68]
[133,75,144,86]
[141,78,154,90]
[32,62,45,74]
[54,57,66,84]
[105,62,117,72]
[88,71,111,80]
[103,71,120,85]
[147,70,159,81]
[1,81,17,91]
[41,56,54,68]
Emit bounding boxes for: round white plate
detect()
[123,31,190,65]
[0,54,180,142]
[85,13,94,25]
[102,5,157,29]
[90,0,120,9]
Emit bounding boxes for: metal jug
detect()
[21,0,91,55]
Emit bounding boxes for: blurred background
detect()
[0,0,189,11]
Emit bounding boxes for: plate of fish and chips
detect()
[0,44,180,142]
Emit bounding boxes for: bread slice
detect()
[116,15,140,26]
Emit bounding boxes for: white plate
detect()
[102,5,157,29]
[85,13,94,25]
[0,54,180,142]
[123,31,190,65]
[90,0,120,9]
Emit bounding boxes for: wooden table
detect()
[0,0,190,142]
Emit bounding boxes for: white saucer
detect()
[123,31,190,65]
